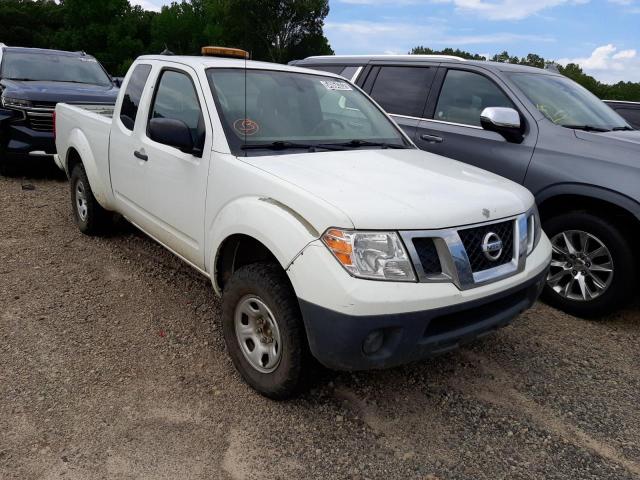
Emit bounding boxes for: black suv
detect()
[0,45,119,173]
[291,55,640,318]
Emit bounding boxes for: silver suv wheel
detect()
[234,295,282,373]
[547,230,614,301]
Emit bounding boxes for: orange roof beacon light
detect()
[201,46,250,59]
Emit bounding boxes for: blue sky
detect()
[134,0,640,83]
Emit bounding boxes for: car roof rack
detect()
[304,54,467,61]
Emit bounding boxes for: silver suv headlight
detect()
[526,205,542,256]
[322,228,416,282]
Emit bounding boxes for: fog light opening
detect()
[362,330,385,355]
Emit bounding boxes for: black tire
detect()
[222,262,308,399]
[0,149,14,176]
[541,211,636,318]
[70,164,111,235]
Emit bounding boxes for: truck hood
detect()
[0,79,118,104]
[242,148,533,230]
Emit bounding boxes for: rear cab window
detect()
[369,66,435,118]
[120,64,152,130]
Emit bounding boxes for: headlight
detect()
[1,96,32,109]
[526,205,541,255]
[322,228,416,282]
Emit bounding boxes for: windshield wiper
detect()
[612,125,634,131]
[240,141,341,151]
[5,77,39,81]
[561,124,611,132]
[318,139,409,149]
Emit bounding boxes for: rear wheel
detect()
[541,211,636,318]
[70,164,111,235]
[222,262,308,399]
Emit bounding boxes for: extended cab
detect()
[55,51,551,398]
[0,45,118,174]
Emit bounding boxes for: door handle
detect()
[133,150,148,161]
[420,134,444,144]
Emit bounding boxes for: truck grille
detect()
[26,111,54,132]
[412,238,442,275]
[25,102,56,132]
[458,220,514,272]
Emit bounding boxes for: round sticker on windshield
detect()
[234,118,260,136]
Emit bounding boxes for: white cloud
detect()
[338,0,589,20]
[557,44,640,83]
[325,20,554,54]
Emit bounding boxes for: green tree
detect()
[411,46,486,60]
[0,0,63,48]
[225,0,333,63]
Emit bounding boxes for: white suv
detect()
[54,49,551,398]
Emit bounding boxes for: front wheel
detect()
[222,262,308,399]
[541,211,636,318]
[70,164,111,235]
[0,148,14,176]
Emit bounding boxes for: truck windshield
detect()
[509,72,629,131]
[1,51,112,87]
[206,68,410,155]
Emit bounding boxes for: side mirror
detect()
[148,118,196,155]
[113,77,123,88]
[480,107,523,143]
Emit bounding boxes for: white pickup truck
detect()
[55,50,551,398]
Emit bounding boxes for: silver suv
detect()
[291,55,640,318]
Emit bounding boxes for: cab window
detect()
[148,70,205,146]
[435,70,514,127]
[369,66,434,118]
[120,64,151,130]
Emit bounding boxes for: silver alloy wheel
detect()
[76,181,88,222]
[547,230,614,301]
[234,295,282,373]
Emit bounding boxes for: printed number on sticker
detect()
[320,80,352,91]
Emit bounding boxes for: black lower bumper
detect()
[299,268,547,371]
[3,125,55,155]
[1,110,55,155]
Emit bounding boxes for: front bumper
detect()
[1,109,55,155]
[3,125,55,155]
[287,234,551,370]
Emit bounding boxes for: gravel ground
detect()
[1,164,639,480]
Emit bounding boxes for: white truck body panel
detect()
[55,54,550,322]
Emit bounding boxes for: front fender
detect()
[65,128,115,210]
[208,196,321,294]
[535,183,640,222]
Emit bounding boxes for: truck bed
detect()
[54,103,115,207]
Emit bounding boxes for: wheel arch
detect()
[208,197,320,295]
[536,184,640,233]
[64,128,115,210]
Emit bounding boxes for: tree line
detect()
[0,0,333,75]
[0,1,637,101]
[412,47,640,101]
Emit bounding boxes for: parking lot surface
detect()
[1,168,639,480]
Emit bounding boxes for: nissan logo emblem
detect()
[482,232,503,261]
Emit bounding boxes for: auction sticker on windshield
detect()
[320,80,352,91]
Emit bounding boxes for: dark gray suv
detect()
[291,55,640,318]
